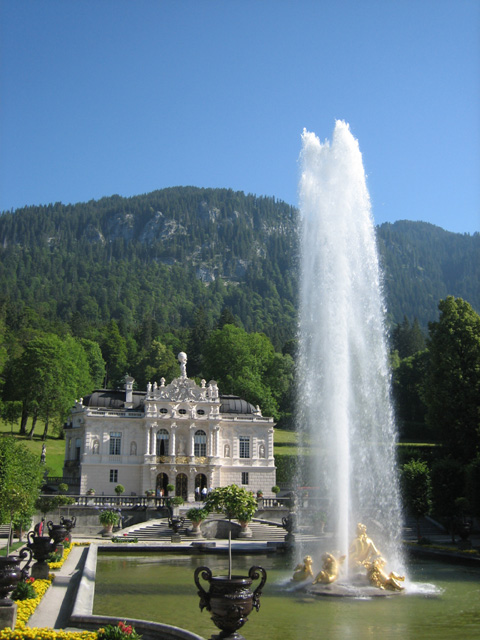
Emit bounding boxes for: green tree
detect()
[392,350,429,436]
[204,484,258,578]
[101,320,128,388]
[0,400,23,434]
[424,297,480,462]
[202,324,281,419]
[401,459,432,541]
[187,306,211,378]
[391,316,426,358]
[8,333,93,439]
[78,338,106,387]
[430,457,465,542]
[133,339,179,388]
[466,456,480,519]
[0,437,44,551]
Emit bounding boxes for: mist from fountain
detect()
[296,121,404,574]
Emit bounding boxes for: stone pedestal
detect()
[238,524,252,538]
[0,601,17,630]
[171,534,182,543]
[31,561,50,579]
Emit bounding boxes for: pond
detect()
[93,552,480,640]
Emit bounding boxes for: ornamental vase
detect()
[47,521,68,545]
[0,549,32,604]
[194,565,267,639]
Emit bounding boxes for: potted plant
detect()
[271,485,280,506]
[195,485,266,639]
[203,485,258,576]
[166,483,175,496]
[87,488,95,496]
[186,507,209,536]
[99,509,120,535]
[145,489,154,497]
[115,484,125,496]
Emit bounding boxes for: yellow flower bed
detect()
[48,541,90,570]
[13,577,53,630]
[0,630,97,640]
[0,543,95,640]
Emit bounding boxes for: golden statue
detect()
[349,522,382,568]
[312,552,345,584]
[364,557,405,591]
[292,555,314,581]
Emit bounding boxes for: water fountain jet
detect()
[296,121,404,587]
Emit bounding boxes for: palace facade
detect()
[63,353,276,499]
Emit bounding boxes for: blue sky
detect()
[1,0,479,234]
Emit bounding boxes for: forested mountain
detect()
[377,221,479,330]
[0,187,478,347]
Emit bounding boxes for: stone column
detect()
[170,423,177,457]
[189,424,196,457]
[268,427,274,460]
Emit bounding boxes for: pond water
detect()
[93,552,480,640]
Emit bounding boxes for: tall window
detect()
[110,469,118,483]
[239,436,250,459]
[109,432,122,455]
[194,430,207,457]
[156,429,169,456]
[241,472,249,485]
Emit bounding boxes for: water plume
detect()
[296,121,404,572]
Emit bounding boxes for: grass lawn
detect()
[0,419,65,476]
[274,427,315,456]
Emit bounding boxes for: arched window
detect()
[194,430,207,457]
[156,429,169,456]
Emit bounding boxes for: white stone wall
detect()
[68,375,276,498]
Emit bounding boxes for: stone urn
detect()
[168,515,185,534]
[238,521,252,538]
[60,515,76,544]
[26,531,56,579]
[47,521,68,555]
[47,521,68,545]
[282,512,297,543]
[0,549,32,604]
[194,565,267,640]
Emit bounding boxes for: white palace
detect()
[63,353,276,499]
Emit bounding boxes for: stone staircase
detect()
[119,513,287,544]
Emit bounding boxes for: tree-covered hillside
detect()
[377,220,480,330]
[0,187,478,345]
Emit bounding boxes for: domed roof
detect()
[83,390,145,411]
[220,395,256,415]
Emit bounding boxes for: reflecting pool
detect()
[93,553,480,640]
